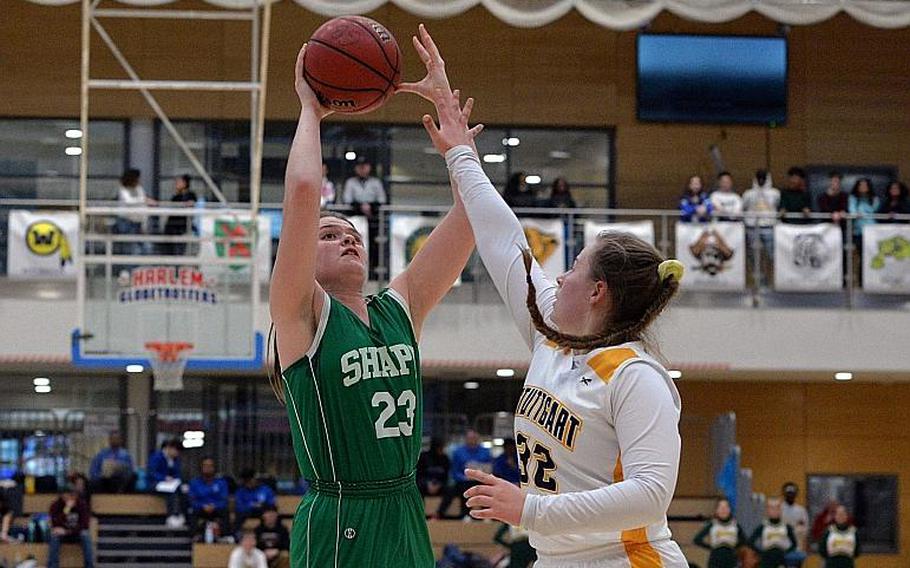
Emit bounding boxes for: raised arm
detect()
[400,34,555,348]
[389,25,478,337]
[269,45,332,365]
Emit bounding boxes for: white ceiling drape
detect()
[26,0,910,29]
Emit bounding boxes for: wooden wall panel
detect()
[678,381,910,567]
[2,2,910,207]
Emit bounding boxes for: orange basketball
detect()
[303,16,402,114]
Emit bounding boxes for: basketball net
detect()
[145,342,193,391]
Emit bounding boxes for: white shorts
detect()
[532,538,689,568]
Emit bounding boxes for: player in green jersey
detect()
[268,27,482,568]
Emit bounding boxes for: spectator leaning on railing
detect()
[816,172,849,226]
[780,167,812,224]
[544,177,577,209]
[878,180,910,221]
[709,171,743,221]
[742,169,780,285]
[847,178,879,281]
[679,174,713,222]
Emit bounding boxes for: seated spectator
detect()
[780,167,812,224]
[877,180,910,221]
[750,498,797,568]
[436,429,492,519]
[817,172,849,225]
[679,175,713,222]
[494,523,537,568]
[503,172,538,208]
[0,490,13,543]
[229,530,268,568]
[188,457,230,541]
[255,505,290,568]
[544,177,576,209]
[234,468,275,533]
[820,505,859,568]
[812,500,845,543]
[694,498,747,568]
[709,171,743,221]
[48,486,94,568]
[416,438,450,500]
[148,439,185,528]
[89,432,135,493]
[492,438,520,485]
[162,174,198,256]
[742,169,781,286]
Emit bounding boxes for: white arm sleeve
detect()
[520,363,682,535]
[445,145,556,349]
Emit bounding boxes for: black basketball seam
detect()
[303,70,387,94]
[342,17,398,79]
[360,90,390,112]
[308,38,393,87]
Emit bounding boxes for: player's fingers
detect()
[465,495,495,509]
[421,114,441,144]
[419,24,444,65]
[411,35,431,64]
[465,468,496,485]
[295,44,307,79]
[469,508,496,520]
[461,97,474,120]
[463,483,494,499]
[468,124,484,139]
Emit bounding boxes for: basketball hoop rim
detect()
[145,341,195,363]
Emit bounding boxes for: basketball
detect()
[303,16,402,114]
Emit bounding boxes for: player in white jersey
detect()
[400,34,689,566]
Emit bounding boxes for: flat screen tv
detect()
[637,34,788,125]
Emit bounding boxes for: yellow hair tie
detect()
[658,259,684,283]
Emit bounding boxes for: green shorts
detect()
[290,474,434,568]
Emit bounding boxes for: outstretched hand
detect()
[463,468,525,525]
[294,44,333,120]
[397,24,451,102]
[422,89,484,156]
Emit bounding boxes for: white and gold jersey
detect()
[446,145,688,567]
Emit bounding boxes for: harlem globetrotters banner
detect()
[199,213,272,283]
[7,210,79,279]
[675,222,745,291]
[863,224,910,294]
[520,218,566,280]
[773,223,844,292]
[583,220,655,248]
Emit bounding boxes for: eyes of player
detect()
[320,229,363,246]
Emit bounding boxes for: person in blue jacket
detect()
[680,174,714,222]
[148,439,185,527]
[89,432,135,493]
[188,457,229,541]
[233,468,275,533]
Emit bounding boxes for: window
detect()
[0,119,127,200]
[807,473,899,553]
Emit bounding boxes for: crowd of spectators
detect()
[693,482,860,568]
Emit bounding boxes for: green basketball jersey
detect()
[281,288,423,483]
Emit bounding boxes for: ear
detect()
[589,280,609,306]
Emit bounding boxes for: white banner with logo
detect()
[199,213,272,283]
[773,223,844,291]
[583,220,655,248]
[7,210,79,279]
[520,218,566,280]
[863,224,910,294]
[389,214,461,285]
[675,222,745,290]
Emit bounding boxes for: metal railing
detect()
[2,198,909,310]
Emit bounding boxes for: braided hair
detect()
[523,232,680,352]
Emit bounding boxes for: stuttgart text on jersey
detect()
[515,385,583,450]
